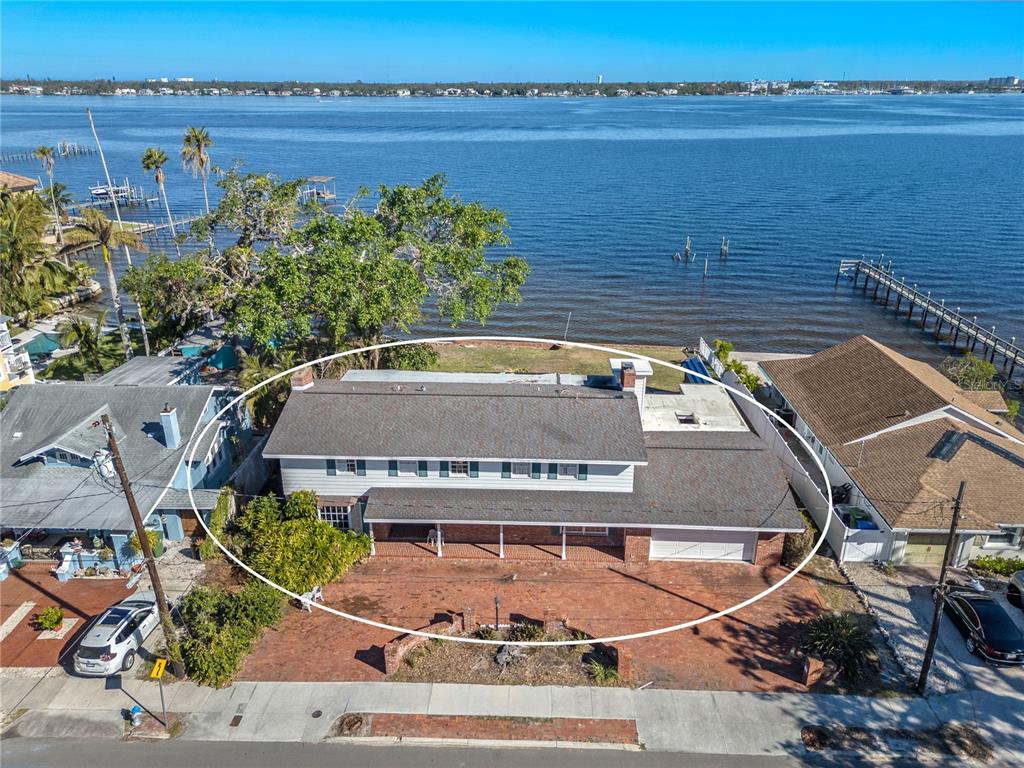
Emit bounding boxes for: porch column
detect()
[561,527,567,560]
[368,523,375,556]
[499,525,504,559]
[436,523,443,558]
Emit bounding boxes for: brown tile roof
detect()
[832,418,1024,531]
[961,389,1010,413]
[760,335,1021,446]
[0,171,38,192]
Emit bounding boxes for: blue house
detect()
[0,380,257,580]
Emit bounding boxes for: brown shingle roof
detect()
[832,418,1024,531]
[760,336,1021,446]
[0,171,38,192]
[960,390,1010,413]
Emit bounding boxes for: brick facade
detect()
[623,528,651,564]
[755,533,785,567]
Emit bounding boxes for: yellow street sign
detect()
[150,658,167,679]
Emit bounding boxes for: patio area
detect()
[240,557,825,691]
[373,540,623,563]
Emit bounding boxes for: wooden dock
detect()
[837,257,1023,385]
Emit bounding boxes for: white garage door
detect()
[649,529,756,562]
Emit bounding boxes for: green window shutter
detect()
[547,463,558,480]
[501,462,511,479]
[326,459,337,476]
[356,460,366,476]
[418,460,428,477]
[578,464,588,480]
[388,460,398,477]
[531,462,541,479]
[469,461,480,478]
[440,460,449,478]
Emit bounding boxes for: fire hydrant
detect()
[129,705,143,727]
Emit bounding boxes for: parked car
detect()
[942,590,1024,665]
[72,592,161,676]
[1009,570,1024,609]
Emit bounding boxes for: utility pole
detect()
[916,481,967,695]
[101,415,184,678]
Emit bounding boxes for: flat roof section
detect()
[642,388,747,432]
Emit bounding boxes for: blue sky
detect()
[3,2,1022,82]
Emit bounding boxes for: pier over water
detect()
[837,257,1023,389]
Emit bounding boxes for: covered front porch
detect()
[368,522,625,563]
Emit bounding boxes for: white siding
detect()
[279,458,635,497]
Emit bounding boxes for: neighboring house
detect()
[263,359,804,565]
[0,316,35,392]
[759,335,1024,566]
[0,382,255,578]
[0,171,39,193]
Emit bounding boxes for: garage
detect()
[901,533,949,565]
[649,529,757,562]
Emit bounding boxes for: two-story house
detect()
[759,335,1024,566]
[263,358,804,565]
[0,380,256,577]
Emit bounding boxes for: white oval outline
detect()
[187,335,832,647]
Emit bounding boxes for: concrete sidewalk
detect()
[2,674,1022,762]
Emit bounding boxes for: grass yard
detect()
[430,341,688,392]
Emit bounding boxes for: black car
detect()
[943,591,1024,665]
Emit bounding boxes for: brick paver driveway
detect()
[241,558,824,691]
[0,563,129,668]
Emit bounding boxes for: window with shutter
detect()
[469,461,480,478]
[356,460,366,476]
[531,462,541,479]
[578,464,588,480]
[418,460,428,477]
[547,463,558,480]
[501,462,511,479]
[388,460,398,477]
[439,460,450,477]
[326,459,337,476]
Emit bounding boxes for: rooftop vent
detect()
[675,412,699,425]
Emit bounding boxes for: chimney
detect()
[291,367,314,391]
[620,362,637,391]
[160,404,181,449]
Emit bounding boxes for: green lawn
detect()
[429,341,687,391]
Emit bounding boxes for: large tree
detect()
[61,209,146,361]
[58,310,106,372]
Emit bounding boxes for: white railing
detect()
[697,337,726,377]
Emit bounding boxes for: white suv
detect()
[72,592,161,676]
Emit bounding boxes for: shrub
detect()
[199,489,233,561]
[2,538,14,548]
[474,627,498,640]
[801,613,874,682]
[99,546,114,562]
[179,579,284,687]
[971,555,1024,578]
[128,529,162,555]
[36,606,64,631]
[587,659,620,684]
[507,622,545,642]
[282,490,318,521]
[182,626,252,688]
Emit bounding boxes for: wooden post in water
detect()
[921,291,932,328]
[952,308,962,347]
[935,299,946,338]
[907,284,918,322]
[895,278,905,314]
[872,255,884,301]
[970,317,979,353]
[989,327,997,362]
[884,267,894,306]
[1005,338,1016,371]
[684,236,692,263]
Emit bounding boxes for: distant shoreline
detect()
[3,77,1020,99]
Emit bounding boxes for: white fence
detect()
[721,369,887,562]
[697,337,726,377]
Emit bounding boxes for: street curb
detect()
[324,735,641,751]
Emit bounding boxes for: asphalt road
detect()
[0,738,971,768]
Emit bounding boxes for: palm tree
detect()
[33,146,63,247]
[141,146,181,257]
[181,127,214,214]
[0,190,47,285]
[60,209,146,361]
[40,182,74,264]
[59,310,106,372]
